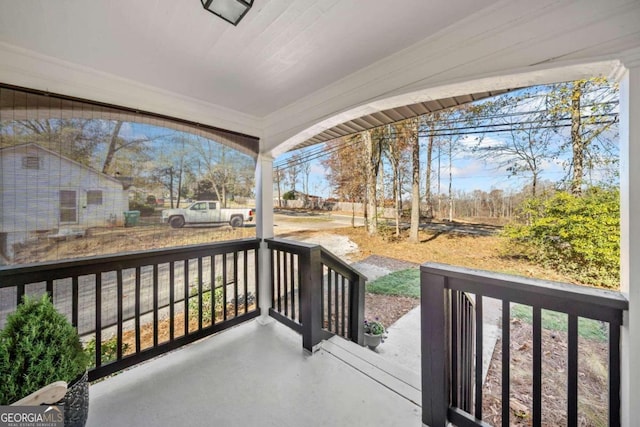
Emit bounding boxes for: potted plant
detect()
[363,318,386,351]
[0,294,90,427]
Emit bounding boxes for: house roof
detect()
[0,143,126,188]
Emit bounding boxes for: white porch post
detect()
[619,61,640,427]
[255,153,275,323]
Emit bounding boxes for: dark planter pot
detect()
[364,333,383,350]
[57,371,89,427]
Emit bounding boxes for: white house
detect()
[0,143,128,259]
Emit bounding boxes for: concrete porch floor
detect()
[88,318,422,427]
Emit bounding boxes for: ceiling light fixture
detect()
[200,0,254,26]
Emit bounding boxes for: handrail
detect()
[421,262,628,427]
[0,239,261,381]
[320,250,368,282]
[266,238,366,351]
[0,239,261,287]
[422,263,627,322]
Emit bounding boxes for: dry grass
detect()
[325,226,578,284]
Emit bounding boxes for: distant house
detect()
[0,143,129,259]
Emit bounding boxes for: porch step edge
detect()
[320,337,421,407]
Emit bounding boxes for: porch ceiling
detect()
[0,0,499,118]
[1,1,639,153]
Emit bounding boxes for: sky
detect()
[274,82,619,199]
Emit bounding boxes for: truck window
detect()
[191,202,207,211]
[208,202,217,209]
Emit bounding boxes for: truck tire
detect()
[230,216,243,228]
[169,216,185,228]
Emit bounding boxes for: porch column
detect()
[255,153,275,323]
[619,60,640,427]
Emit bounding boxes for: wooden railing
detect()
[266,238,365,351]
[421,262,628,427]
[0,239,260,381]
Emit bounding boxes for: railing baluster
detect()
[568,314,578,426]
[320,264,324,328]
[233,251,238,318]
[475,295,483,420]
[336,270,340,334]
[609,322,621,427]
[16,283,25,306]
[341,276,346,338]
[222,254,228,321]
[212,255,217,324]
[533,306,542,427]
[117,269,123,361]
[327,267,332,332]
[184,259,189,336]
[502,300,510,427]
[46,279,53,299]
[135,267,141,353]
[243,249,248,314]
[290,253,296,322]
[198,257,203,329]
[451,290,459,408]
[254,248,259,310]
[283,249,289,316]
[95,273,102,369]
[72,276,79,328]
[169,261,175,340]
[276,250,281,313]
[153,264,159,347]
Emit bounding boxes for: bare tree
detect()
[322,137,367,226]
[544,77,618,195]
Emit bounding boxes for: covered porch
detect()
[1,1,640,426]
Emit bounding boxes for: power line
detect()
[275,113,618,169]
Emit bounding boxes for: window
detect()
[59,190,77,223]
[208,202,217,209]
[87,190,103,205]
[22,156,40,169]
[191,202,207,211]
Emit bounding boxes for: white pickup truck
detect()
[161,201,254,228]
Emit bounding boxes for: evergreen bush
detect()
[0,294,89,405]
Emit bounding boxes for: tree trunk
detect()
[102,121,123,174]
[392,163,400,237]
[351,198,356,228]
[425,128,434,219]
[363,131,379,236]
[570,81,584,195]
[276,169,282,208]
[448,139,453,222]
[409,126,420,243]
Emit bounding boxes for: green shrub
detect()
[188,286,225,324]
[0,295,89,405]
[85,335,128,369]
[503,187,619,288]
